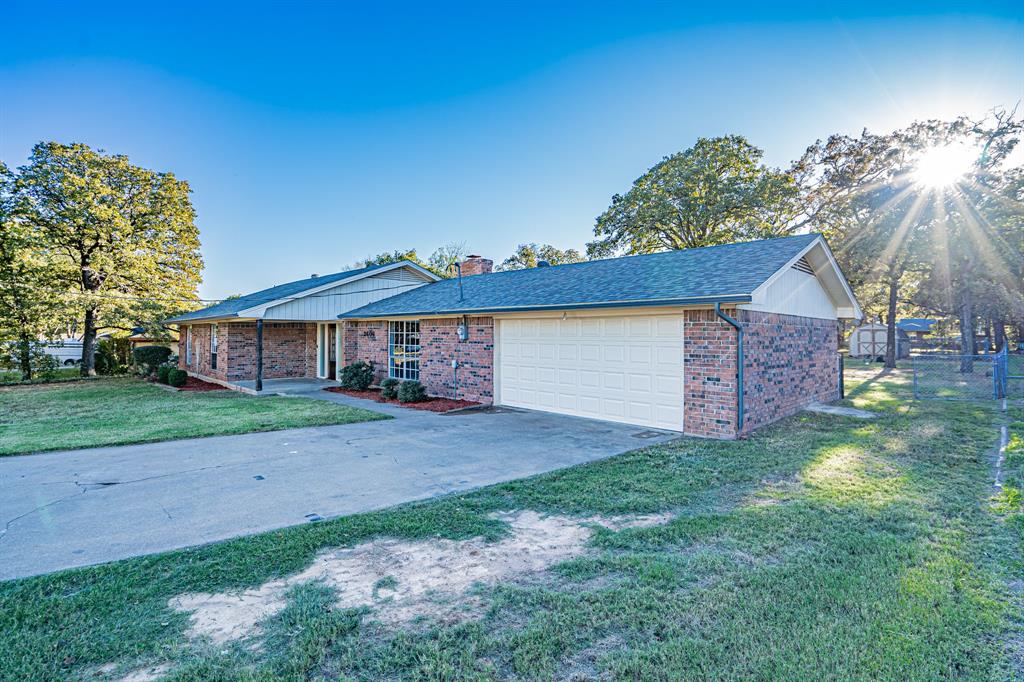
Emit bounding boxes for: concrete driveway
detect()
[0,390,677,580]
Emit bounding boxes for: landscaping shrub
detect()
[94,339,123,375]
[167,368,187,387]
[397,379,427,403]
[340,361,374,390]
[380,377,400,400]
[157,364,173,384]
[132,346,172,376]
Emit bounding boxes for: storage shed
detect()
[849,322,909,360]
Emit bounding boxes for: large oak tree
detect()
[18,143,203,375]
[587,135,801,258]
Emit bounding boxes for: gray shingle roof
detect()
[167,263,404,323]
[341,234,822,319]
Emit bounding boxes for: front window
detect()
[185,327,192,365]
[389,320,420,381]
[210,323,218,370]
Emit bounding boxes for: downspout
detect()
[714,302,744,433]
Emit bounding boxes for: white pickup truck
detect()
[42,341,88,366]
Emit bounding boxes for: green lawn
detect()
[0,377,388,456]
[0,366,82,385]
[0,369,1020,681]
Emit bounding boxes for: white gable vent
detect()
[791,256,814,275]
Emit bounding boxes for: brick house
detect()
[339,234,861,439]
[170,234,860,439]
[166,261,440,390]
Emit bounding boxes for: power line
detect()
[1,279,429,305]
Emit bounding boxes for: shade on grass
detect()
[0,369,1018,680]
[0,377,387,456]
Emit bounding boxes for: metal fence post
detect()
[912,357,919,399]
[839,353,844,399]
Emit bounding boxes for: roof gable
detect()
[167,261,438,323]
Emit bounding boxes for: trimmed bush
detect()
[340,361,374,390]
[397,379,427,403]
[167,368,187,387]
[133,346,172,376]
[380,377,400,400]
[157,364,172,384]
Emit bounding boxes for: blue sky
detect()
[2,2,1022,298]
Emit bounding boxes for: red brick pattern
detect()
[681,309,840,439]
[682,309,739,439]
[342,317,495,403]
[420,317,493,403]
[739,311,839,435]
[178,323,227,382]
[343,320,388,383]
[177,322,317,382]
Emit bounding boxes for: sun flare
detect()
[912,143,976,188]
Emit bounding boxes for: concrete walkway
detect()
[0,389,677,580]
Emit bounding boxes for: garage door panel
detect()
[499,315,683,431]
[628,317,653,337]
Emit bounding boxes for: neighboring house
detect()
[897,318,937,340]
[128,327,178,353]
[340,234,861,439]
[167,262,440,389]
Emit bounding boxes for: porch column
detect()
[335,322,343,380]
[255,319,263,392]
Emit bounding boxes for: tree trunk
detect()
[884,274,899,369]
[81,306,98,377]
[994,318,1007,353]
[984,318,993,352]
[958,287,975,373]
[16,335,32,381]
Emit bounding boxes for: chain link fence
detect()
[912,354,997,400]
[911,347,1024,401]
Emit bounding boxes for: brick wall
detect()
[682,309,739,439]
[342,317,495,403]
[681,308,840,439]
[740,310,839,435]
[177,323,227,382]
[343,320,388,383]
[225,322,317,380]
[178,321,317,382]
[421,317,494,403]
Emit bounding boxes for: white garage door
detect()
[497,315,684,431]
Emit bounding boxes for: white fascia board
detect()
[235,261,440,319]
[750,235,863,320]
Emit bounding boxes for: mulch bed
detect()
[148,376,226,392]
[324,386,480,413]
[177,376,227,392]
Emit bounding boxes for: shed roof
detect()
[897,318,937,332]
[341,234,842,318]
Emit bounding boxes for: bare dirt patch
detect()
[170,510,671,644]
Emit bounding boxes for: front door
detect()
[328,325,337,379]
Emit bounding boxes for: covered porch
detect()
[248,319,344,392]
[232,376,340,395]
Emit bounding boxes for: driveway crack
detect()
[0,485,89,544]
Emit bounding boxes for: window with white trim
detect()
[210,323,218,370]
[185,327,192,365]
[388,320,420,381]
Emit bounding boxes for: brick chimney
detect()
[461,255,493,276]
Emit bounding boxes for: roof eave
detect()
[339,294,754,320]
